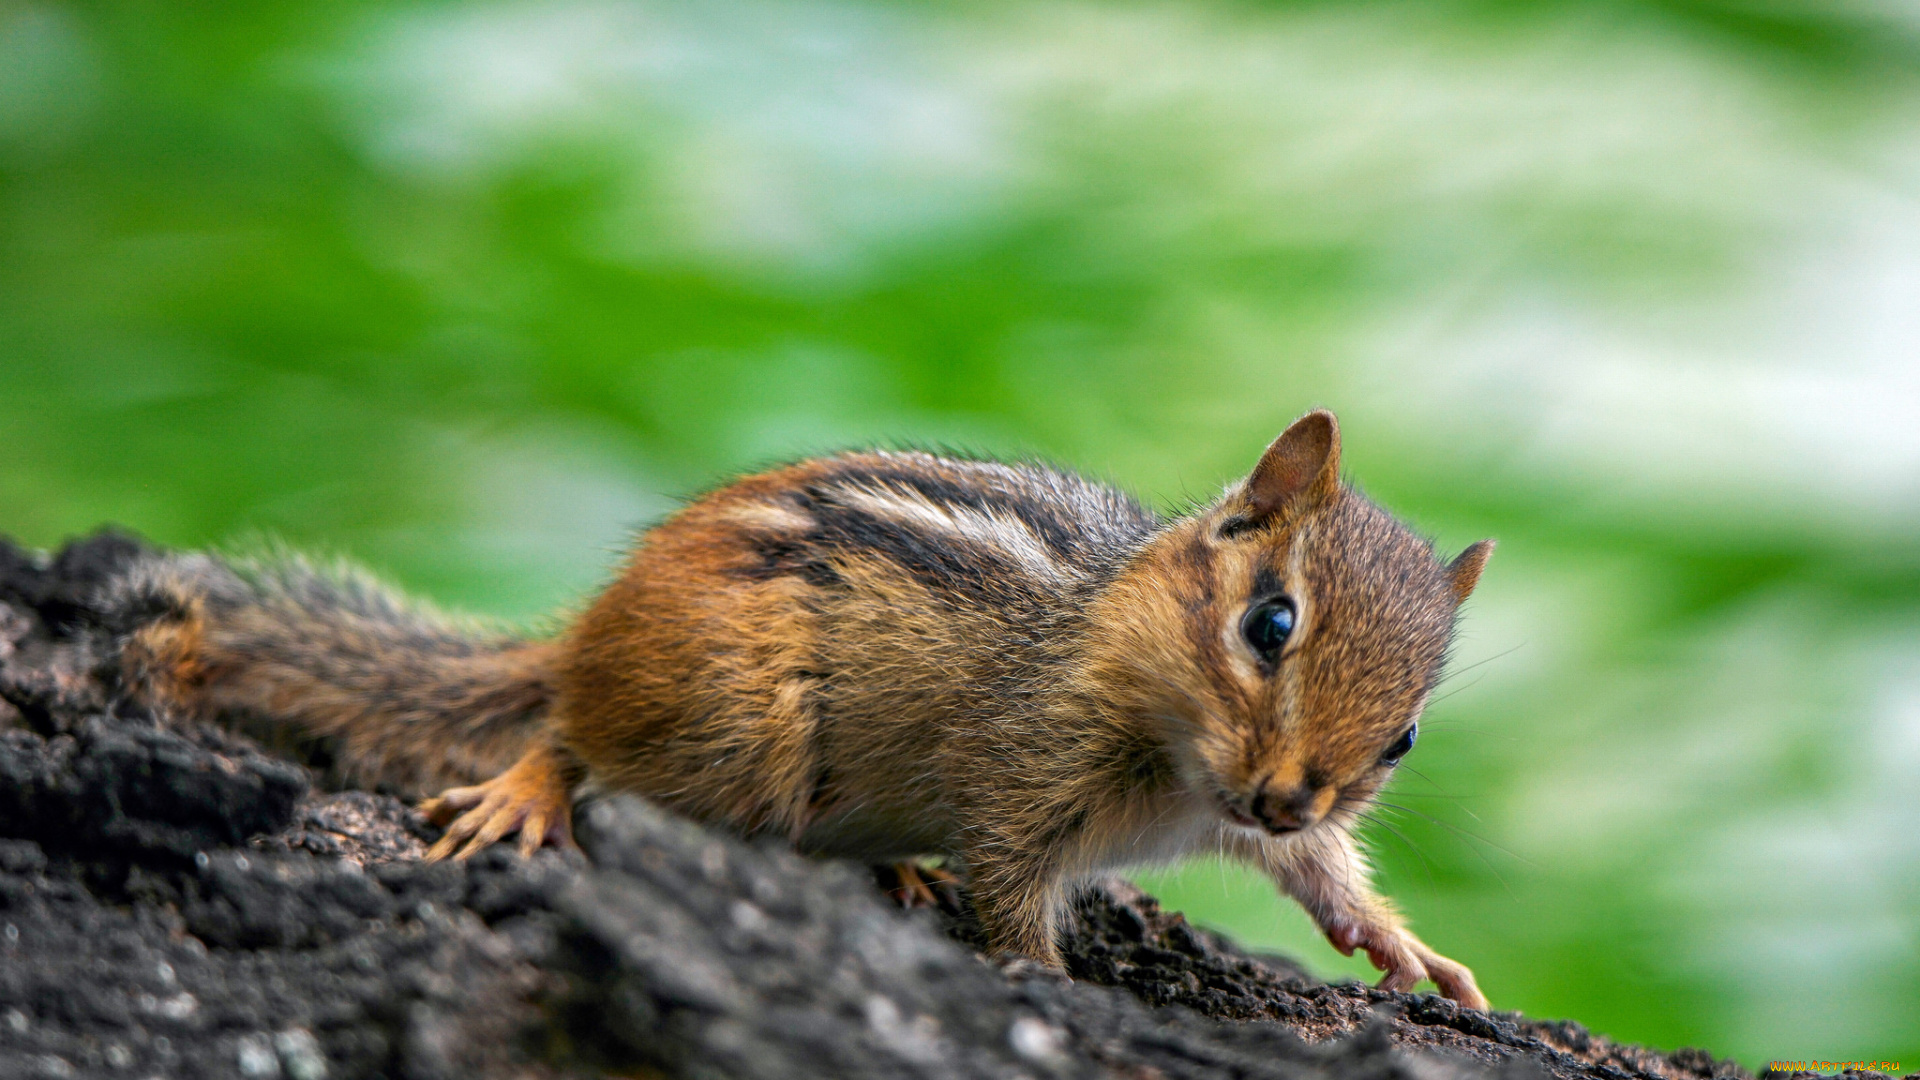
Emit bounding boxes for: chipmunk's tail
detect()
[113,550,559,798]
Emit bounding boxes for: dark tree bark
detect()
[0,532,1877,1080]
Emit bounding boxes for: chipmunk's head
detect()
[1090,409,1492,839]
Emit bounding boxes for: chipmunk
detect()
[116,409,1493,1008]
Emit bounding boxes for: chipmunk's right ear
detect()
[1232,409,1341,527]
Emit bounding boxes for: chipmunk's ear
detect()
[1447,539,1495,602]
[1237,409,1341,525]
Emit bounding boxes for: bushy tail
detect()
[115,551,559,798]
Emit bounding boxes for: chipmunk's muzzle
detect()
[1249,780,1329,835]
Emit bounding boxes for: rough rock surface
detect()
[0,531,1867,1080]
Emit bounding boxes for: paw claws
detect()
[1375,965,1425,994]
[1425,956,1489,1011]
[1344,923,1488,1010]
[418,748,574,862]
[418,784,487,827]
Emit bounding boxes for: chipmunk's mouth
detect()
[1215,793,1263,831]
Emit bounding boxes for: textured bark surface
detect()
[0,531,1881,1080]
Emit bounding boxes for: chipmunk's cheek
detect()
[1308,784,1340,822]
[1337,780,1381,813]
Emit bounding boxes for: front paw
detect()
[1415,948,1488,1012]
[1327,922,1488,1011]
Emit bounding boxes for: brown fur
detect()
[118,553,556,795]
[117,411,1494,1008]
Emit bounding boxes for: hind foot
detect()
[881,860,963,910]
[421,742,575,861]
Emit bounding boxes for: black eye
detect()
[1380,724,1417,765]
[1241,598,1296,662]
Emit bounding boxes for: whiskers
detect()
[1436,643,1524,687]
[1333,764,1528,901]
[1367,796,1525,900]
[1349,805,1439,889]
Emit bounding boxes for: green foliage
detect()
[5,0,1917,1065]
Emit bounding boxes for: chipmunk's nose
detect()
[1251,782,1323,834]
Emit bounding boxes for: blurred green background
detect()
[4,0,1917,1067]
